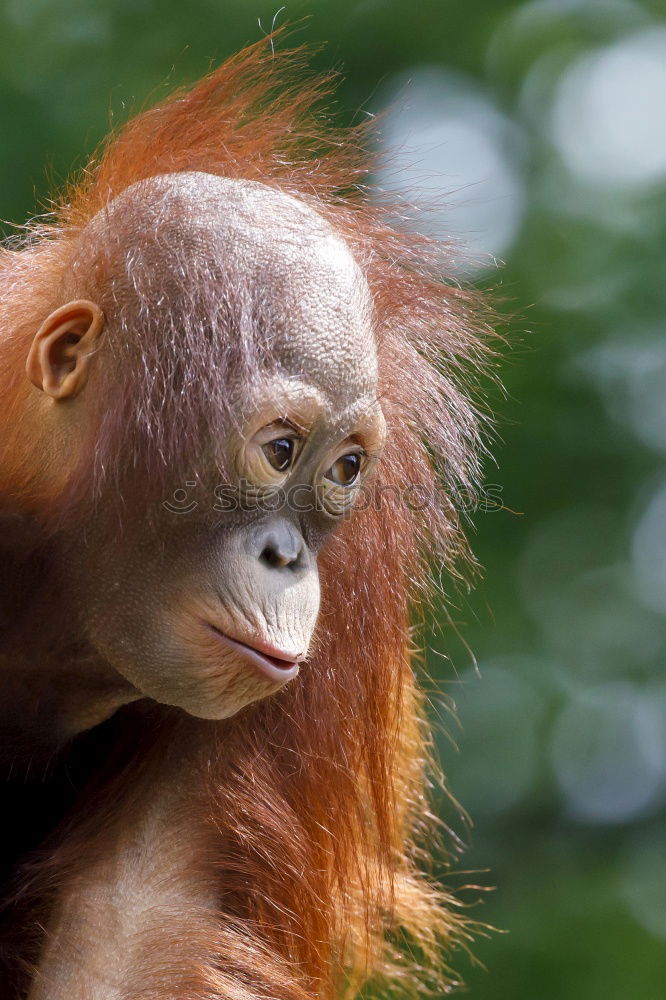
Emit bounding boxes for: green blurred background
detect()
[2,1,665,996]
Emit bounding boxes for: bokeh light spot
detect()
[444,664,542,817]
[376,68,525,272]
[550,683,665,823]
[550,28,666,188]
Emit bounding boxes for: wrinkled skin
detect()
[28,174,385,724]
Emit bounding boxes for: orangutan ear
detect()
[26,300,105,400]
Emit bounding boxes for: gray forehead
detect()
[99,172,378,398]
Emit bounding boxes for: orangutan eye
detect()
[262,437,297,472]
[325,452,363,487]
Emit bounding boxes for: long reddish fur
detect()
[0,36,494,998]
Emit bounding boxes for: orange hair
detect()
[0,36,494,998]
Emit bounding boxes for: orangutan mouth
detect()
[205,625,302,683]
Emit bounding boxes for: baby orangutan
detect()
[0,38,490,1000]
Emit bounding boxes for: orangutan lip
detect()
[205,625,301,684]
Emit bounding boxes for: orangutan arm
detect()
[28,758,221,1000]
